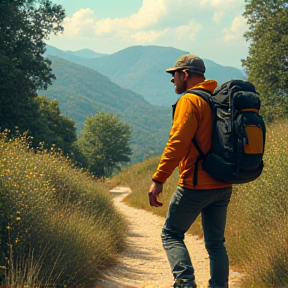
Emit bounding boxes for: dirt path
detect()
[96,187,243,288]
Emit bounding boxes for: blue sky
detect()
[47,0,249,68]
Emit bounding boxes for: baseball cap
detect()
[166,54,206,76]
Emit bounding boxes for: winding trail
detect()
[96,187,243,288]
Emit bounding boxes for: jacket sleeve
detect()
[152,95,200,183]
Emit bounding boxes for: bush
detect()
[0,133,127,287]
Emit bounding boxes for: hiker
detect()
[148,54,232,288]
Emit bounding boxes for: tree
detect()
[0,0,65,132]
[76,112,132,178]
[24,96,77,155]
[242,0,288,122]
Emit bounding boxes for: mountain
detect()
[66,48,107,58]
[45,45,107,63]
[41,45,246,163]
[45,45,245,106]
[39,56,172,163]
[45,45,86,63]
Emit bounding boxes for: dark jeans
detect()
[161,185,232,288]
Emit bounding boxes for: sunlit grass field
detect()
[111,120,288,288]
[0,133,127,287]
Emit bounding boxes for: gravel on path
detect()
[96,187,243,288]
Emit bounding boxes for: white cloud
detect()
[130,20,202,45]
[133,0,167,28]
[210,0,238,7]
[62,0,169,39]
[200,0,244,24]
[200,0,241,8]
[174,21,202,41]
[222,15,247,42]
[131,29,168,44]
[94,0,167,34]
[213,11,224,23]
[61,0,204,43]
[61,0,245,40]
[47,0,249,67]
[63,8,97,37]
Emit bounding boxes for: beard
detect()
[175,80,187,95]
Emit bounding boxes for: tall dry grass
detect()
[0,133,127,288]
[111,120,288,287]
[226,121,288,287]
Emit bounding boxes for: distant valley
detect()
[41,45,246,163]
[39,56,172,163]
[45,45,245,106]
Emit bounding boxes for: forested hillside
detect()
[40,56,172,163]
[45,45,245,106]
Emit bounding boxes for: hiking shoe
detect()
[173,278,197,288]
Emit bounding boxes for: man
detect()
[148,54,232,288]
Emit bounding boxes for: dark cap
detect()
[166,54,206,75]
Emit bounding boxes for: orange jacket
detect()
[152,80,231,190]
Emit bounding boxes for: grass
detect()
[0,133,127,287]
[111,120,288,288]
[225,120,288,287]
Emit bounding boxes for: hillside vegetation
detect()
[40,56,172,163]
[40,45,246,164]
[45,45,245,106]
[0,134,127,287]
[2,1,287,288]
[111,120,288,288]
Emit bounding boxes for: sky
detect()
[47,0,250,68]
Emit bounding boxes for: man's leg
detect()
[161,186,203,282]
[201,187,232,288]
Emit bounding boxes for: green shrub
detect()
[0,134,127,287]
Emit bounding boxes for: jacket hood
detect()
[190,80,218,93]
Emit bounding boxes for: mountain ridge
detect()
[41,45,246,163]
[39,56,172,163]
[45,44,245,106]
[65,48,107,58]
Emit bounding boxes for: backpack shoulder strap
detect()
[187,89,214,110]
[185,89,214,186]
[186,88,214,146]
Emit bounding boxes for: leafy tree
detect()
[242,0,288,122]
[0,0,65,132]
[5,95,77,155]
[24,96,77,154]
[76,112,132,178]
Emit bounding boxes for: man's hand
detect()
[148,182,163,207]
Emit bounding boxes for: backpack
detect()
[187,79,266,186]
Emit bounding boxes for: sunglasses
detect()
[171,69,186,76]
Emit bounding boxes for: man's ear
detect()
[182,70,188,81]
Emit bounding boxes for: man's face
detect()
[171,70,187,94]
